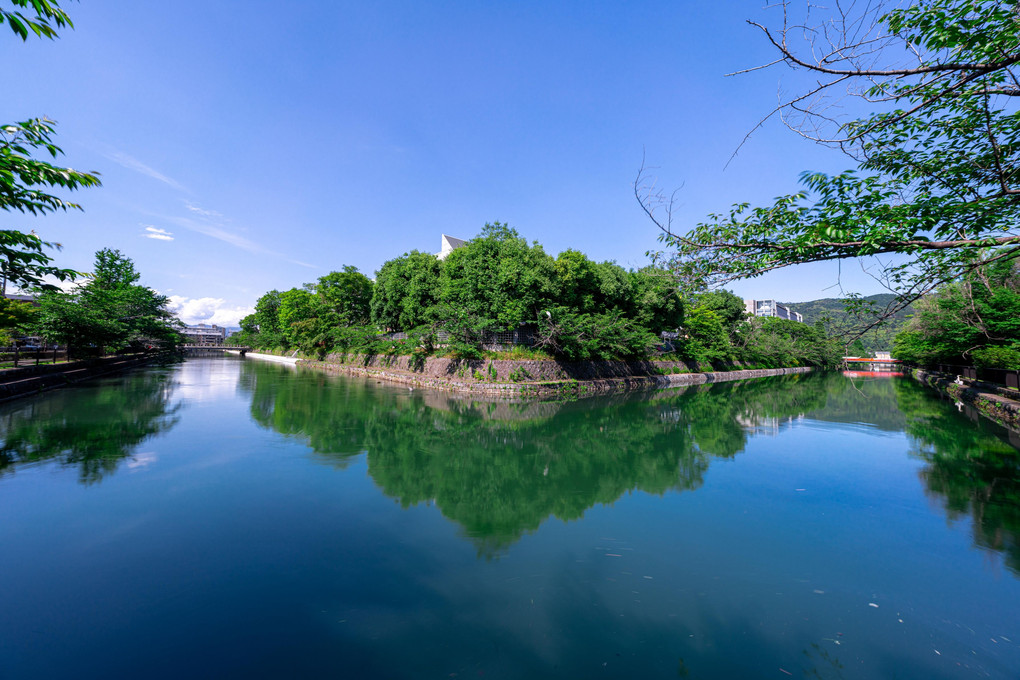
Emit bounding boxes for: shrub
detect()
[972,345,1020,370]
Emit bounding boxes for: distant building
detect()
[874,351,892,360]
[182,324,227,346]
[4,293,38,306]
[744,299,803,323]
[436,234,467,260]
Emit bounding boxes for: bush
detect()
[534,306,657,361]
[972,345,1020,370]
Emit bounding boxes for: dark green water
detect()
[1,358,1018,679]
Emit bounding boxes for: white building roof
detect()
[436,234,467,260]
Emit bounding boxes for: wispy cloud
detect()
[105,150,188,192]
[162,205,316,268]
[184,201,222,218]
[142,225,174,241]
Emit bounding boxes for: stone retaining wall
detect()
[911,368,1020,432]
[302,353,813,398]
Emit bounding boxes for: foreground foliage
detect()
[639,0,1020,338]
[1,2,100,299]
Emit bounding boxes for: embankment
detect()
[911,368,1020,432]
[288,352,814,397]
[0,354,170,403]
[226,350,300,365]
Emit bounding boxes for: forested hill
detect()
[778,294,915,353]
[780,294,913,325]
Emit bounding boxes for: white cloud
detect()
[168,295,253,326]
[142,225,174,241]
[105,150,188,192]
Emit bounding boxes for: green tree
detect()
[738,317,842,369]
[553,249,601,314]
[893,259,1020,366]
[693,289,746,340]
[594,261,637,315]
[0,295,34,344]
[533,306,657,361]
[371,250,442,331]
[674,307,733,365]
[440,223,556,330]
[277,287,322,349]
[629,266,683,332]
[239,289,284,348]
[34,249,181,356]
[317,266,373,327]
[553,251,637,317]
[638,0,1020,334]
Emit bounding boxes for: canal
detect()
[1,357,1018,679]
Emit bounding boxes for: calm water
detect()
[1,358,1019,679]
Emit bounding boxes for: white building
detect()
[436,234,467,260]
[182,324,227,346]
[744,299,803,323]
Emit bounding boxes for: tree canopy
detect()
[34,249,181,356]
[370,250,442,331]
[638,0,1020,333]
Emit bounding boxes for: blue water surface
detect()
[1,358,1018,679]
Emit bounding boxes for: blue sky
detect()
[4,1,888,325]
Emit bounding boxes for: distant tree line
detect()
[232,223,842,368]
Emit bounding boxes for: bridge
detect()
[181,345,251,356]
[843,356,901,364]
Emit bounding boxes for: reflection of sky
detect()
[126,452,158,470]
[172,358,244,403]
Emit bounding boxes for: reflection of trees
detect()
[893,379,1020,573]
[0,370,180,484]
[239,362,827,552]
[802,372,907,431]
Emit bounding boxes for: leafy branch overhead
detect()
[1,1,99,300]
[1,118,101,216]
[0,0,72,41]
[637,0,1020,333]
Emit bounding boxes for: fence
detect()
[935,363,1020,390]
[0,345,68,368]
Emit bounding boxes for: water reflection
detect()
[0,370,180,484]
[4,358,1018,573]
[892,379,1020,573]
[238,361,830,552]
